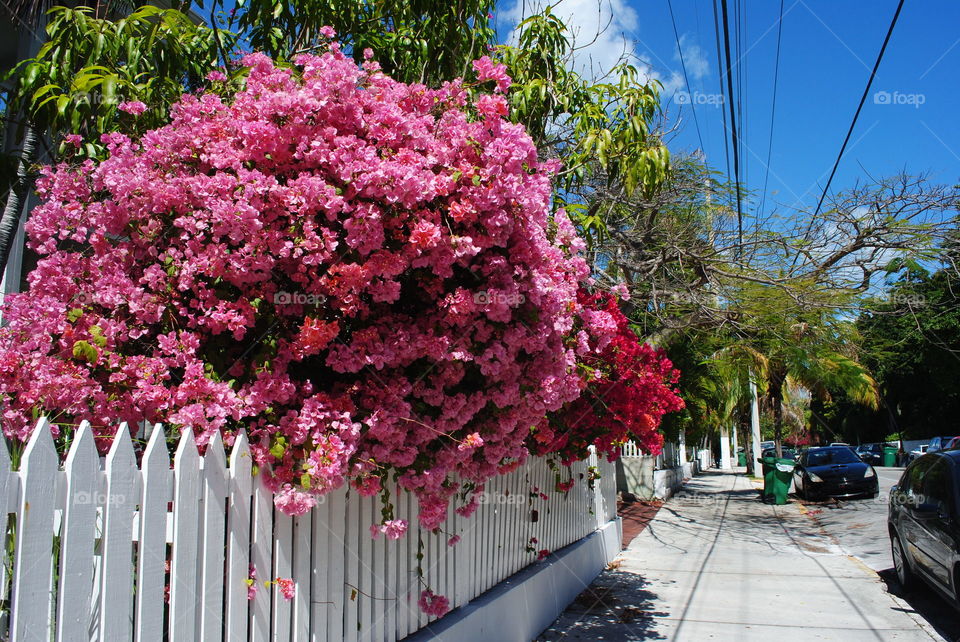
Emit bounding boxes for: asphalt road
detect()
[795,467,960,639]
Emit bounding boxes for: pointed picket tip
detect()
[229,430,250,467]
[64,420,97,470]
[205,430,227,472]
[105,422,136,468]
[174,427,199,466]
[21,417,57,469]
[142,423,170,468]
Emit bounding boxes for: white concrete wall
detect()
[405,518,622,642]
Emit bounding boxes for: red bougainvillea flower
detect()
[531,290,685,463]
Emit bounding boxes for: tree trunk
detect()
[769,371,785,458]
[0,123,38,279]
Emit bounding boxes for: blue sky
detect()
[497,0,960,218]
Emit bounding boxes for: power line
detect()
[720,0,743,248]
[667,0,705,154]
[712,0,731,181]
[759,0,785,219]
[812,0,906,217]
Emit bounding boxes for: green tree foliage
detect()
[828,255,960,440]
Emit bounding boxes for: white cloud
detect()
[677,35,710,82]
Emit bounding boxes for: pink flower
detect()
[418,589,450,617]
[63,134,82,147]
[247,564,258,601]
[537,549,550,561]
[611,283,630,300]
[117,100,147,116]
[457,432,484,451]
[275,577,295,600]
[319,25,336,39]
[471,56,511,93]
[274,485,317,516]
[371,519,408,540]
[447,535,461,547]
[382,519,408,540]
[206,70,227,82]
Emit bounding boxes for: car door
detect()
[913,459,957,588]
[901,457,935,564]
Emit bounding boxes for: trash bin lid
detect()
[775,460,795,472]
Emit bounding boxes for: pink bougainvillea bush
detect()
[0,41,609,528]
[531,290,685,464]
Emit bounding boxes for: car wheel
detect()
[891,531,915,591]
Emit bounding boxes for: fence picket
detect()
[225,431,252,642]
[272,511,293,641]
[168,430,201,642]
[249,476,272,642]
[291,512,311,642]
[309,493,330,641]
[199,432,228,642]
[11,418,58,642]
[325,487,346,642]
[56,421,98,642]
[135,424,170,642]
[0,434,13,606]
[99,425,140,642]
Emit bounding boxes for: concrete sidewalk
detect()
[539,470,942,641]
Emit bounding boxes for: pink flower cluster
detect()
[418,589,450,617]
[0,46,605,531]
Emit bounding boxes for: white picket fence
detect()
[0,418,617,641]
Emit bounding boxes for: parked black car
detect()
[888,450,960,609]
[857,443,883,466]
[792,446,879,500]
[762,447,797,461]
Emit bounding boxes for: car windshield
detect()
[806,448,860,466]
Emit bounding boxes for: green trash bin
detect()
[737,450,747,466]
[761,456,795,504]
[882,446,897,467]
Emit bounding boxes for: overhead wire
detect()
[759,0,785,220]
[811,0,906,218]
[719,0,743,250]
[668,0,706,154]
[712,0,732,181]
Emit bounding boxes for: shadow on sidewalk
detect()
[878,568,960,640]
[536,569,668,641]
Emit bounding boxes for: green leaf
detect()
[71,340,99,363]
